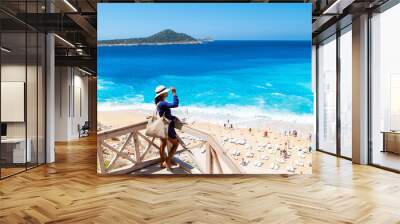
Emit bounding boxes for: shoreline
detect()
[98,108,313,136]
[98,103,314,128]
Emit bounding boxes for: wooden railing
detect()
[97,121,243,175]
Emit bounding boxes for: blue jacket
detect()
[157,95,179,120]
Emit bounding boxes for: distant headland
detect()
[98,29,213,46]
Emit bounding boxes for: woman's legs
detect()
[165,138,179,168]
[159,139,167,168]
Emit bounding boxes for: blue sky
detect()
[98,3,311,41]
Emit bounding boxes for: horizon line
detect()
[98,38,311,42]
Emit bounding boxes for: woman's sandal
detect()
[160,161,168,169]
[165,162,173,172]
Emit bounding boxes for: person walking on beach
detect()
[154,85,179,170]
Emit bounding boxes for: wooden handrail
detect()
[97,120,244,175]
[97,121,147,140]
[179,125,243,173]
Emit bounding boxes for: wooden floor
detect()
[1,136,400,224]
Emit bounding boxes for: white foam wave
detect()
[97,79,115,90]
[228,92,240,98]
[255,82,273,90]
[98,102,314,126]
[271,92,286,97]
[101,94,144,105]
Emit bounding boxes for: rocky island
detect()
[98,29,208,46]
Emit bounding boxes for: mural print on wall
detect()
[97,3,313,175]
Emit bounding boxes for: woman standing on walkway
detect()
[154,85,179,170]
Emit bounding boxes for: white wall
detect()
[55,67,89,141]
[1,64,26,138]
[72,73,89,137]
[1,64,40,138]
[1,63,46,164]
[55,67,70,141]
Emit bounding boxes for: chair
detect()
[79,121,90,138]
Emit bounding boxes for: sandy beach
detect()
[98,109,313,174]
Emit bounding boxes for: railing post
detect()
[97,137,106,174]
[205,143,213,174]
[210,147,223,174]
[133,132,141,164]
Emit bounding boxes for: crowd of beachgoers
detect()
[98,109,312,174]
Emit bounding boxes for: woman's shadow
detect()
[131,162,189,174]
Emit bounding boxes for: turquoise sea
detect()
[98,40,313,123]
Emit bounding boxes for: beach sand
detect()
[98,109,313,174]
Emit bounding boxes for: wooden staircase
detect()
[97,121,244,175]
